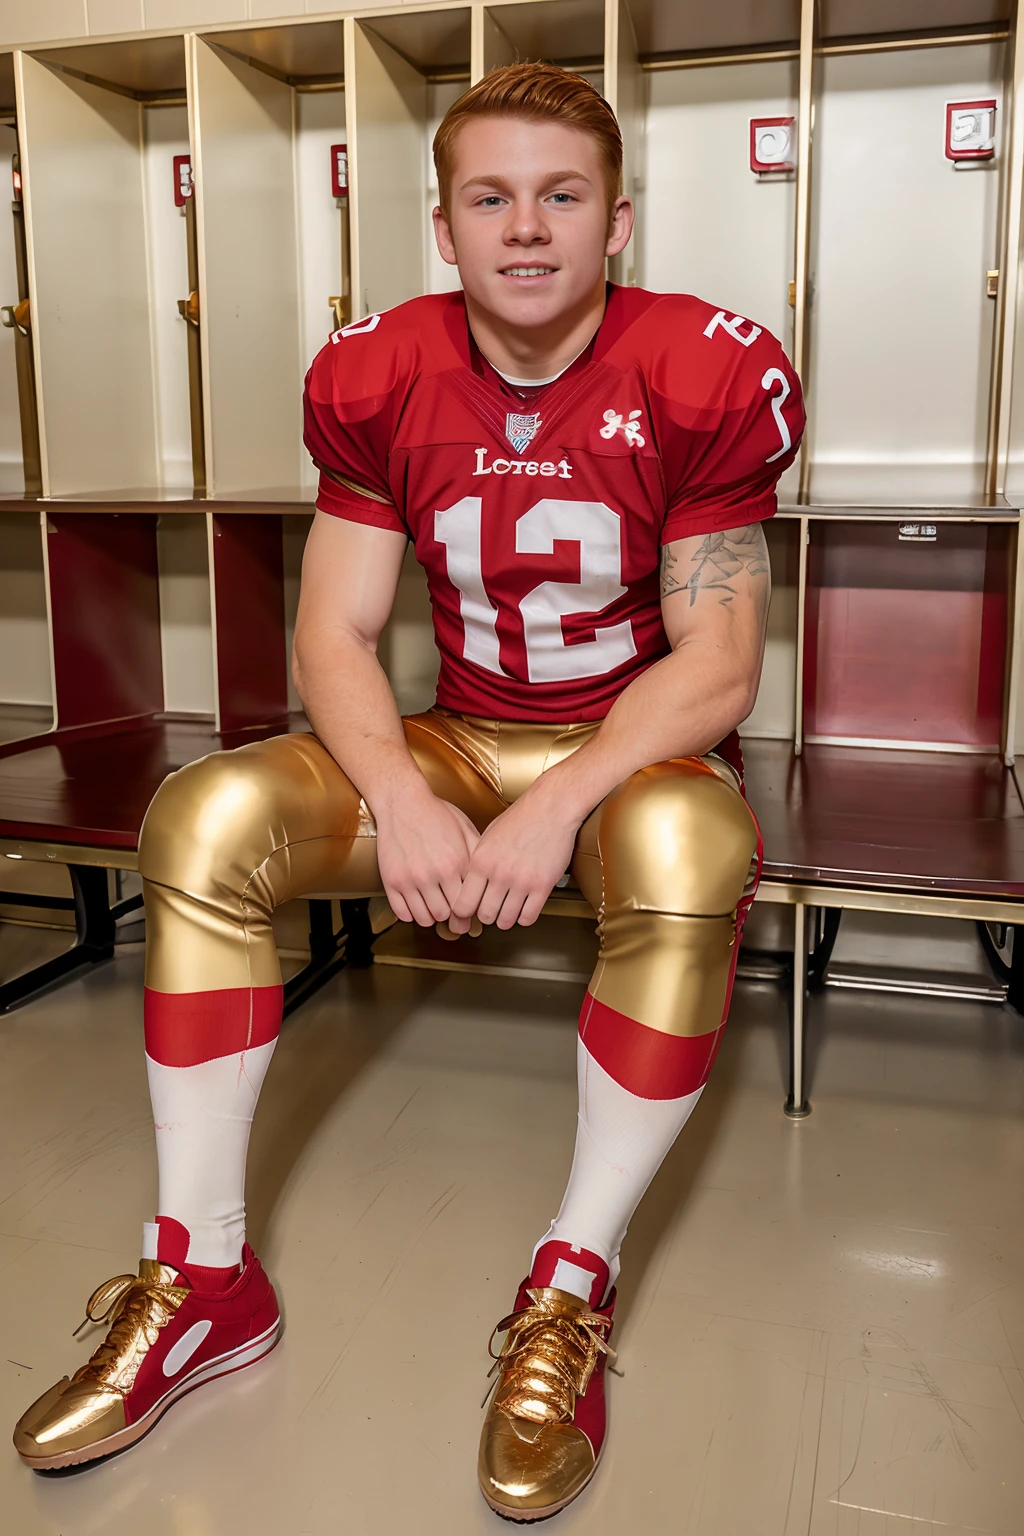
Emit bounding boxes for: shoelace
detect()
[485,1288,616,1425]
[70,1272,188,1395]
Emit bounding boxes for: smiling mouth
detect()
[500,266,557,277]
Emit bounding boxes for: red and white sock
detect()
[530,994,721,1306]
[143,985,282,1271]
[141,1215,242,1292]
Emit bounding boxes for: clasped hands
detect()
[374,779,580,934]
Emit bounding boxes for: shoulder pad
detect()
[312,292,462,407]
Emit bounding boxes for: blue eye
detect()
[549,193,574,204]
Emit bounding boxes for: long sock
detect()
[530,994,718,1306]
[141,1217,241,1292]
[144,984,282,1270]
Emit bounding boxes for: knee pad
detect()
[597,760,758,918]
[139,746,288,900]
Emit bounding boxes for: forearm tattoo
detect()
[660,524,770,609]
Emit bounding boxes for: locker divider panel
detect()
[208,511,289,734]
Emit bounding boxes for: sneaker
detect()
[478,1282,616,1522]
[13,1244,280,1471]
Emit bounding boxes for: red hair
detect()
[433,62,623,217]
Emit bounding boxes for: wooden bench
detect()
[4,723,1023,1122]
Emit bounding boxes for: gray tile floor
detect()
[0,913,1022,1534]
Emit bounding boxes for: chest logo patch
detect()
[600,408,646,447]
[506,411,542,454]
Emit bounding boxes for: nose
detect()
[504,195,551,247]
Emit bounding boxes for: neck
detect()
[465,276,607,381]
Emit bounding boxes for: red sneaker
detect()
[13,1244,280,1471]
[478,1280,616,1522]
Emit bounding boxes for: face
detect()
[433,116,633,332]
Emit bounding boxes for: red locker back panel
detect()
[802,522,1008,748]
[46,513,164,730]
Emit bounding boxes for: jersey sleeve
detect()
[302,326,408,535]
[654,308,805,546]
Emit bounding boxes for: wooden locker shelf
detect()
[0,490,315,512]
[745,737,1024,898]
[0,713,309,854]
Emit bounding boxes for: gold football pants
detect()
[139,709,760,1095]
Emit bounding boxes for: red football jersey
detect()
[303,285,804,723]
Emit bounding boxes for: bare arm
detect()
[448,522,771,931]
[292,511,479,925]
[542,520,772,815]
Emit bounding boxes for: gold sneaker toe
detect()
[14,1377,126,1462]
[479,1414,595,1517]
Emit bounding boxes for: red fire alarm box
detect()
[946,100,996,161]
[750,116,795,174]
[331,143,348,199]
[173,154,193,206]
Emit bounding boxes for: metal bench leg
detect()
[784,901,812,1118]
[339,898,375,969]
[1005,925,1024,1016]
[282,897,376,1018]
[0,864,124,1014]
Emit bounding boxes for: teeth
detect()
[503,267,554,277]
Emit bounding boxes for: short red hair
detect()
[433,62,623,218]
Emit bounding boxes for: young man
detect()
[14,64,803,1520]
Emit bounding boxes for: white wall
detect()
[808,42,1004,501]
[142,104,193,490]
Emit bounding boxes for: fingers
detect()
[403,889,437,927]
[517,889,549,927]
[495,889,527,930]
[387,882,448,927]
[386,888,415,925]
[474,878,508,928]
[435,915,483,940]
[451,869,488,925]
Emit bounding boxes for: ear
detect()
[605,196,634,259]
[432,204,458,267]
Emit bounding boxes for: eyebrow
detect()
[459,169,595,195]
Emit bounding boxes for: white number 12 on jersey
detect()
[434,496,637,683]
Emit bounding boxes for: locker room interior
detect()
[1,2,1023,1533]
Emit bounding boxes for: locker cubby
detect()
[192,21,346,498]
[818,1,1009,43]
[482,0,606,72]
[805,38,1005,503]
[628,0,800,58]
[643,52,798,381]
[16,36,194,498]
[802,518,1012,751]
[345,9,471,323]
[0,511,51,745]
